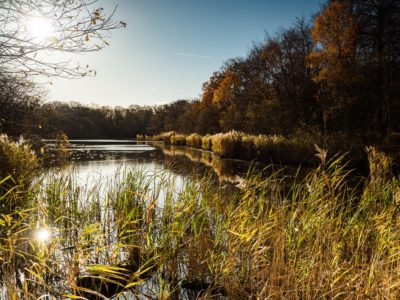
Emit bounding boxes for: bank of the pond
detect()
[1,146,399,299]
[139,131,367,167]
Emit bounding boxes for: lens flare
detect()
[36,228,51,243]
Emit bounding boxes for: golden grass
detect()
[147,131,316,165]
[201,135,212,151]
[186,133,203,149]
[1,147,399,299]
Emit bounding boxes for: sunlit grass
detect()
[146,130,316,165]
[1,147,400,299]
[186,133,203,149]
[201,134,212,151]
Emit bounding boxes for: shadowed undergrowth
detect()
[0,149,400,299]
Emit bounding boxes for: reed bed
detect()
[170,134,187,147]
[145,131,315,165]
[1,148,399,299]
[201,135,212,151]
[186,134,203,149]
[144,131,176,144]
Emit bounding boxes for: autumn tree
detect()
[274,20,315,128]
[309,0,359,136]
[249,19,316,135]
[309,0,400,138]
[210,59,254,132]
[198,19,316,136]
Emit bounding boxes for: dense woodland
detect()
[1,0,400,146]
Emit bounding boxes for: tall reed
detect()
[186,134,203,149]
[1,149,399,299]
[146,130,316,165]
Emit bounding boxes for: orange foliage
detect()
[309,0,357,83]
[212,70,236,103]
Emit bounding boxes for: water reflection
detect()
[46,139,301,192]
[31,140,298,299]
[160,145,252,185]
[47,140,240,188]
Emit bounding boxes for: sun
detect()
[35,228,51,243]
[25,16,54,41]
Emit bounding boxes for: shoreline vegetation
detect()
[1,136,400,298]
[139,131,370,168]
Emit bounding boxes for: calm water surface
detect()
[45,139,262,191]
[42,140,249,299]
[37,140,292,299]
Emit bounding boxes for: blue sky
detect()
[48,0,323,107]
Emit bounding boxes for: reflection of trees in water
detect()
[160,145,248,185]
[46,140,306,194]
[45,141,162,164]
[159,144,309,197]
[2,143,312,299]
[47,140,256,186]
[160,145,290,183]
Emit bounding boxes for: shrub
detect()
[146,131,177,144]
[148,131,315,165]
[253,135,271,161]
[53,132,71,163]
[253,135,281,162]
[253,134,314,165]
[162,131,177,144]
[276,137,314,165]
[27,134,45,154]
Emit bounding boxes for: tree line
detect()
[1,0,399,145]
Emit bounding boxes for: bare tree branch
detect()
[0,0,126,79]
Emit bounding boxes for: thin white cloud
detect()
[176,52,215,59]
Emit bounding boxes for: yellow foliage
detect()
[309,1,357,83]
[212,71,235,103]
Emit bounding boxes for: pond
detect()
[45,139,268,191]
[33,139,269,299]
[3,140,300,299]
